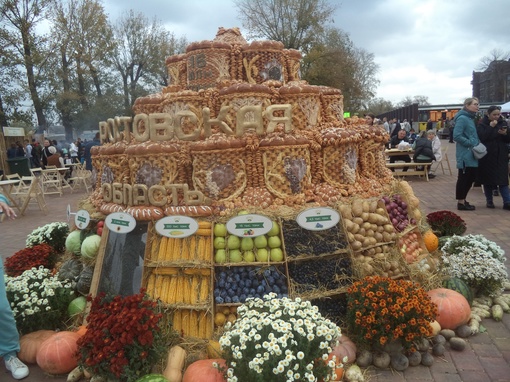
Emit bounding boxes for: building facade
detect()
[472,59,510,104]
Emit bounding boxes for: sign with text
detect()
[226,214,272,237]
[2,126,25,137]
[296,207,340,231]
[155,216,199,238]
[74,210,90,229]
[105,212,136,234]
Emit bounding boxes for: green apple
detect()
[254,235,268,249]
[214,237,226,249]
[243,250,256,262]
[270,248,284,262]
[268,236,281,249]
[267,221,280,236]
[227,235,241,250]
[229,249,243,263]
[214,249,227,263]
[255,248,269,262]
[241,237,254,251]
[214,223,227,237]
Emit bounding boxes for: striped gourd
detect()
[443,277,473,305]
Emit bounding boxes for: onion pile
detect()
[398,231,423,264]
[381,194,416,232]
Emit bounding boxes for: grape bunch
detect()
[287,256,352,293]
[214,265,288,304]
[310,294,348,326]
[282,219,348,258]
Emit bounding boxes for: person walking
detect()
[83,132,101,171]
[476,105,510,209]
[453,97,480,211]
[0,195,30,380]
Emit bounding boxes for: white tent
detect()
[501,101,510,113]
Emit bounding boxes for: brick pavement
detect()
[2,141,510,381]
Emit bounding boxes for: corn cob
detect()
[173,309,182,333]
[165,237,174,261]
[198,311,207,338]
[170,238,181,261]
[203,237,212,262]
[181,310,190,336]
[158,237,168,262]
[150,236,160,261]
[167,274,178,304]
[180,238,189,261]
[154,275,164,300]
[145,273,156,297]
[195,228,212,236]
[190,275,200,304]
[198,221,212,229]
[198,276,210,303]
[176,275,185,304]
[188,236,197,260]
[153,267,179,276]
[161,276,170,304]
[205,313,213,339]
[188,310,198,337]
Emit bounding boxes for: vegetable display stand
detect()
[141,222,215,339]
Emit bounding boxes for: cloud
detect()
[103,0,510,106]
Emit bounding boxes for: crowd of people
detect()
[5,135,101,171]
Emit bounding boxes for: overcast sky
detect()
[103,0,509,106]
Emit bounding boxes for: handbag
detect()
[472,142,487,159]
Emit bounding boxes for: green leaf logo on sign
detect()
[105,212,136,234]
[226,214,272,237]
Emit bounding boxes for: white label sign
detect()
[155,216,199,238]
[74,209,90,229]
[226,214,272,237]
[296,207,340,231]
[105,212,136,234]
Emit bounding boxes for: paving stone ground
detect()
[2,141,509,381]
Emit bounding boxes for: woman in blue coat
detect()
[453,97,480,211]
[476,106,510,209]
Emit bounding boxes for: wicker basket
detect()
[191,147,247,201]
[260,144,311,199]
[323,144,358,186]
[186,41,232,91]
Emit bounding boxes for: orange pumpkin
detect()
[18,330,56,364]
[182,359,227,382]
[423,230,439,252]
[427,288,470,330]
[36,331,81,375]
[75,325,87,337]
[330,334,357,363]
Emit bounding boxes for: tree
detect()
[112,10,186,115]
[50,0,116,140]
[235,0,336,54]
[476,49,510,71]
[301,27,379,113]
[396,95,430,107]
[0,0,53,131]
[365,97,394,116]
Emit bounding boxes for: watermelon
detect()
[135,374,168,382]
[443,277,473,305]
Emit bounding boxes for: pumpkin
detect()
[427,288,471,330]
[75,325,87,337]
[68,296,87,317]
[327,354,344,381]
[423,230,439,252]
[330,334,357,363]
[58,258,83,281]
[182,359,227,382]
[206,340,223,358]
[429,320,441,336]
[36,331,81,375]
[163,345,186,382]
[18,330,55,364]
[76,266,94,295]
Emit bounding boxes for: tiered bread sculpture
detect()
[88,27,392,220]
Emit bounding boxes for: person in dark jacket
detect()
[389,129,411,171]
[412,130,436,178]
[476,105,510,209]
[453,97,480,211]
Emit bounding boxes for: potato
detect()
[351,199,364,217]
[362,201,370,213]
[360,212,370,222]
[366,229,375,238]
[369,200,378,213]
[354,233,365,242]
[357,228,366,236]
[351,241,362,251]
[376,207,386,215]
[362,222,372,230]
[353,217,364,226]
[374,232,383,242]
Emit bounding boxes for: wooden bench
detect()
[386,162,432,181]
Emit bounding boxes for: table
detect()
[0,179,22,213]
[385,148,414,157]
